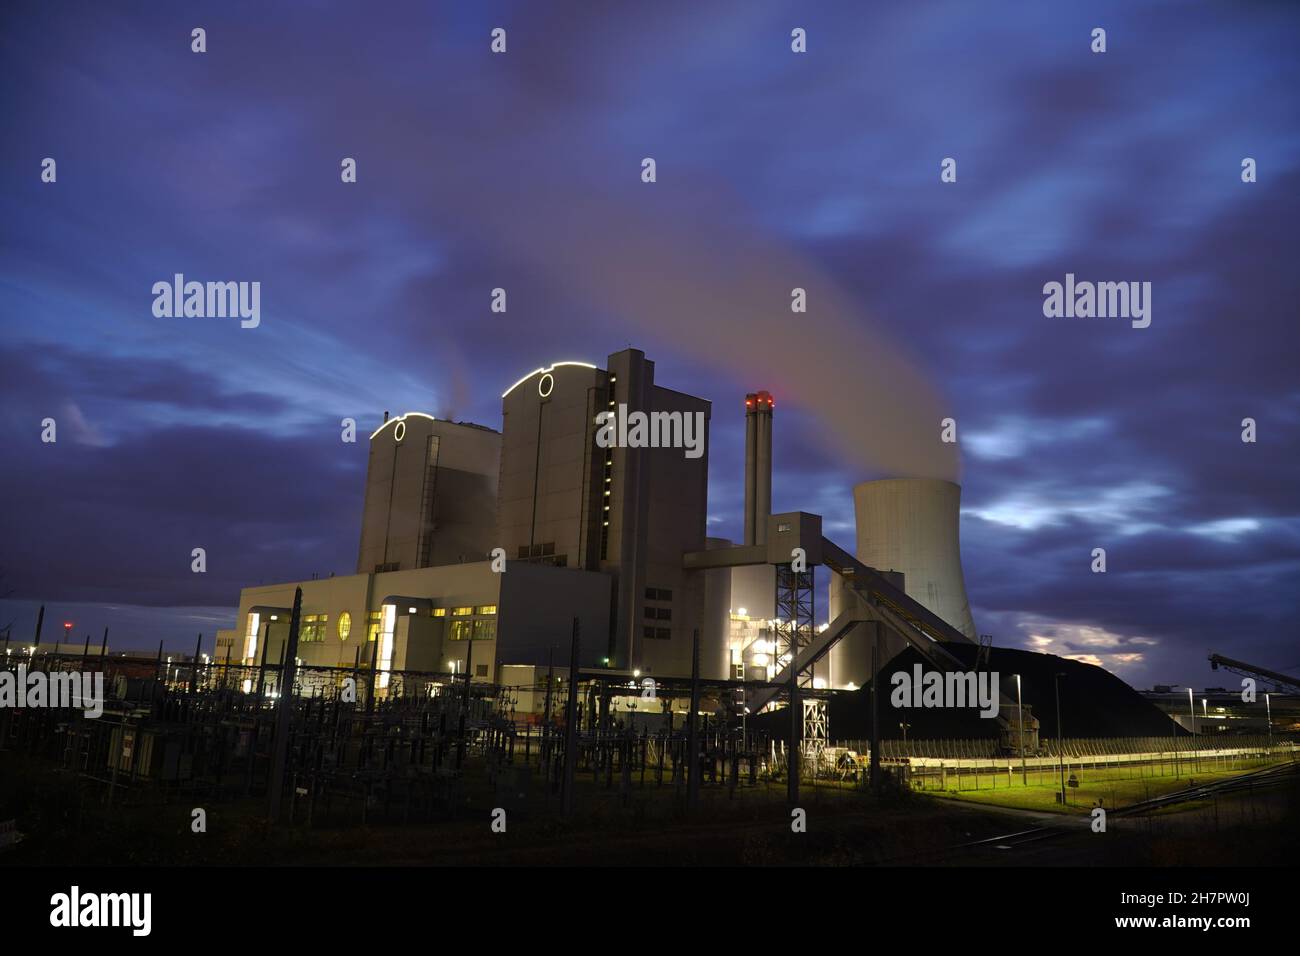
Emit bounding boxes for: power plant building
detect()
[497,349,711,675]
[222,348,712,690]
[356,414,500,574]
[217,346,1002,731]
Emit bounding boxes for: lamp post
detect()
[899,722,910,750]
[1054,673,1066,806]
[1187,687,1198,771]
[1265,693,1272,745]
[1015,674,1027,786]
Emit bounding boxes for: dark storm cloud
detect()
[0,412,362,606]
[0,0,1297,684]
[0,347,363,607]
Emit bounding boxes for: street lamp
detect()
[1265,693,1273,745]
[1187,686,1198,770]
[1015,673,1027,786]
[1054,673,1066,806]
[899,721,910,749]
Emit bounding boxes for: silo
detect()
[851,478,978,640]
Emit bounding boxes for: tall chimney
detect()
[743,391,774,545]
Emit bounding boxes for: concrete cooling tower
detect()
[852,478,978,640]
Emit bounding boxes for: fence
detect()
[844,738,1297,793]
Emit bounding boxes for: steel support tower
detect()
[774,563,814,689]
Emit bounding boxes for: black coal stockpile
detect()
[819,644,1184,741]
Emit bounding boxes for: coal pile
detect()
[820,643,1183,741]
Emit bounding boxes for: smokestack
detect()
[852,478,977,639]
[743,391,774,545]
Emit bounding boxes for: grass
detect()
[924,754,1293,814]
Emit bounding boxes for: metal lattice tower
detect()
[801,698,827,765]
[774,563,815,689]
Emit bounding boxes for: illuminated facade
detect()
[498,348,711,676]
[221,347,713,689]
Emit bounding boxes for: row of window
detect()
[257,606,497,645]
[299,613,328,643]
[644,606,671,621]
[644,587,673,602]
[516,544,569,568]
[449,619,498,642]
[518,542,556,558]
[642,626,671,641]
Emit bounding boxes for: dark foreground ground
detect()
[2,752,1297,866]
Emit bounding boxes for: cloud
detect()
[0,0,1296,685]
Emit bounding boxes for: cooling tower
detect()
[852,478,977,640]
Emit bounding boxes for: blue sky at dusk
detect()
[2,1,1298,688]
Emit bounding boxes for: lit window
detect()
[476,605,497,615]
[431,608,446,617]
[451,606,474,616]
[337,611,352,640]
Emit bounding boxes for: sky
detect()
[1,1,1297,689]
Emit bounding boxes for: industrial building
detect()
[214,344,1060,745]
[219,349,713,693]
[497,350,710,675]
[355,413,499,574]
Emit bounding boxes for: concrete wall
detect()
[636,375,710,677]
[498,362,604,570]
[852,478,977,640]
[230,560,610,680]
[357,414,500,574]
[702,537,733,680]
[498,562,611,669]
[496,351,709,677]
[730,564,775,620]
